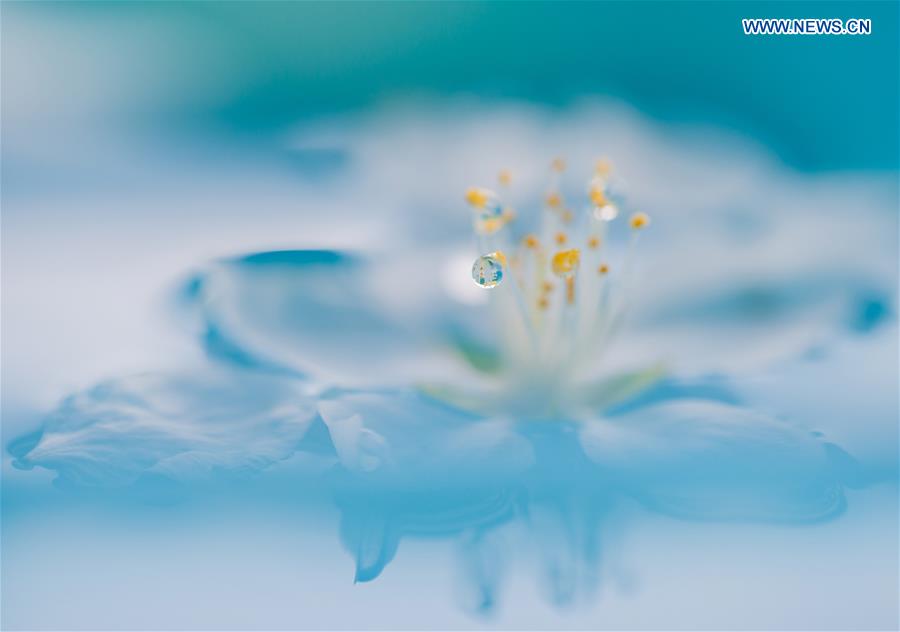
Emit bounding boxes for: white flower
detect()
[10,102,896,610]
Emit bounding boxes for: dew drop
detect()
[471,253,505,288]
[593,204,619,222]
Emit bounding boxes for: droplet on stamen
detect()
[471,252,506,289]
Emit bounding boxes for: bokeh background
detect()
[2,2,898,630]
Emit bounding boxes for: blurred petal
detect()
[10,370,318,488]
[181,249,480,386]
[528,502,579,605]
[454,528,508,615]
[317,389,534,481]
[337,499,401,583]
[735,324,899,483]
[336,486,518,585]
[579,400,847,522]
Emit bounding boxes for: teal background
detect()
[27,0,899,171]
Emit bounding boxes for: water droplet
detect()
[471,253,505,288]
[593,204,619,222]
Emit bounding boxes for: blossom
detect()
[9,103,896,610]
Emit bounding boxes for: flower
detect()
[8,103,896,611]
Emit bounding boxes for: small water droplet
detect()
[471,253,505,288]
[593,204,619,222]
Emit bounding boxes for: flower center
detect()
[465,158,651,389]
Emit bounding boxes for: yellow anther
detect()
[498,169,512,187]
[561,209,573,224]
[545,192,563,209]
[589,186,607,207]
[598,263,609,275]
[541,280,555,293]
[474,217,504,235]
[537,296,550,310]
[465,187,489,208]
[555,232,568,246]
[551,157,566,172]
[551,249,581,277]
[523,234,540,249]
[595,158,612,176]
[630,211,650,230]
[587,235,601,249]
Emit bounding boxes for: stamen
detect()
[465,160,649,384]
[551,249,580,277]
[465,187,503,218]
[589,186,607,207]
[630,211,650,230]
[474,216,505,236]
[545,192,563,209]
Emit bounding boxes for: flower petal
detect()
[10,370,320,489]
[181,249,479,386]
[579,400,847,522]
[317,389,535,481]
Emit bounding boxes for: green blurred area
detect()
[7,0,900,170]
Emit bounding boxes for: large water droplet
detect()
[471,253,505,288]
